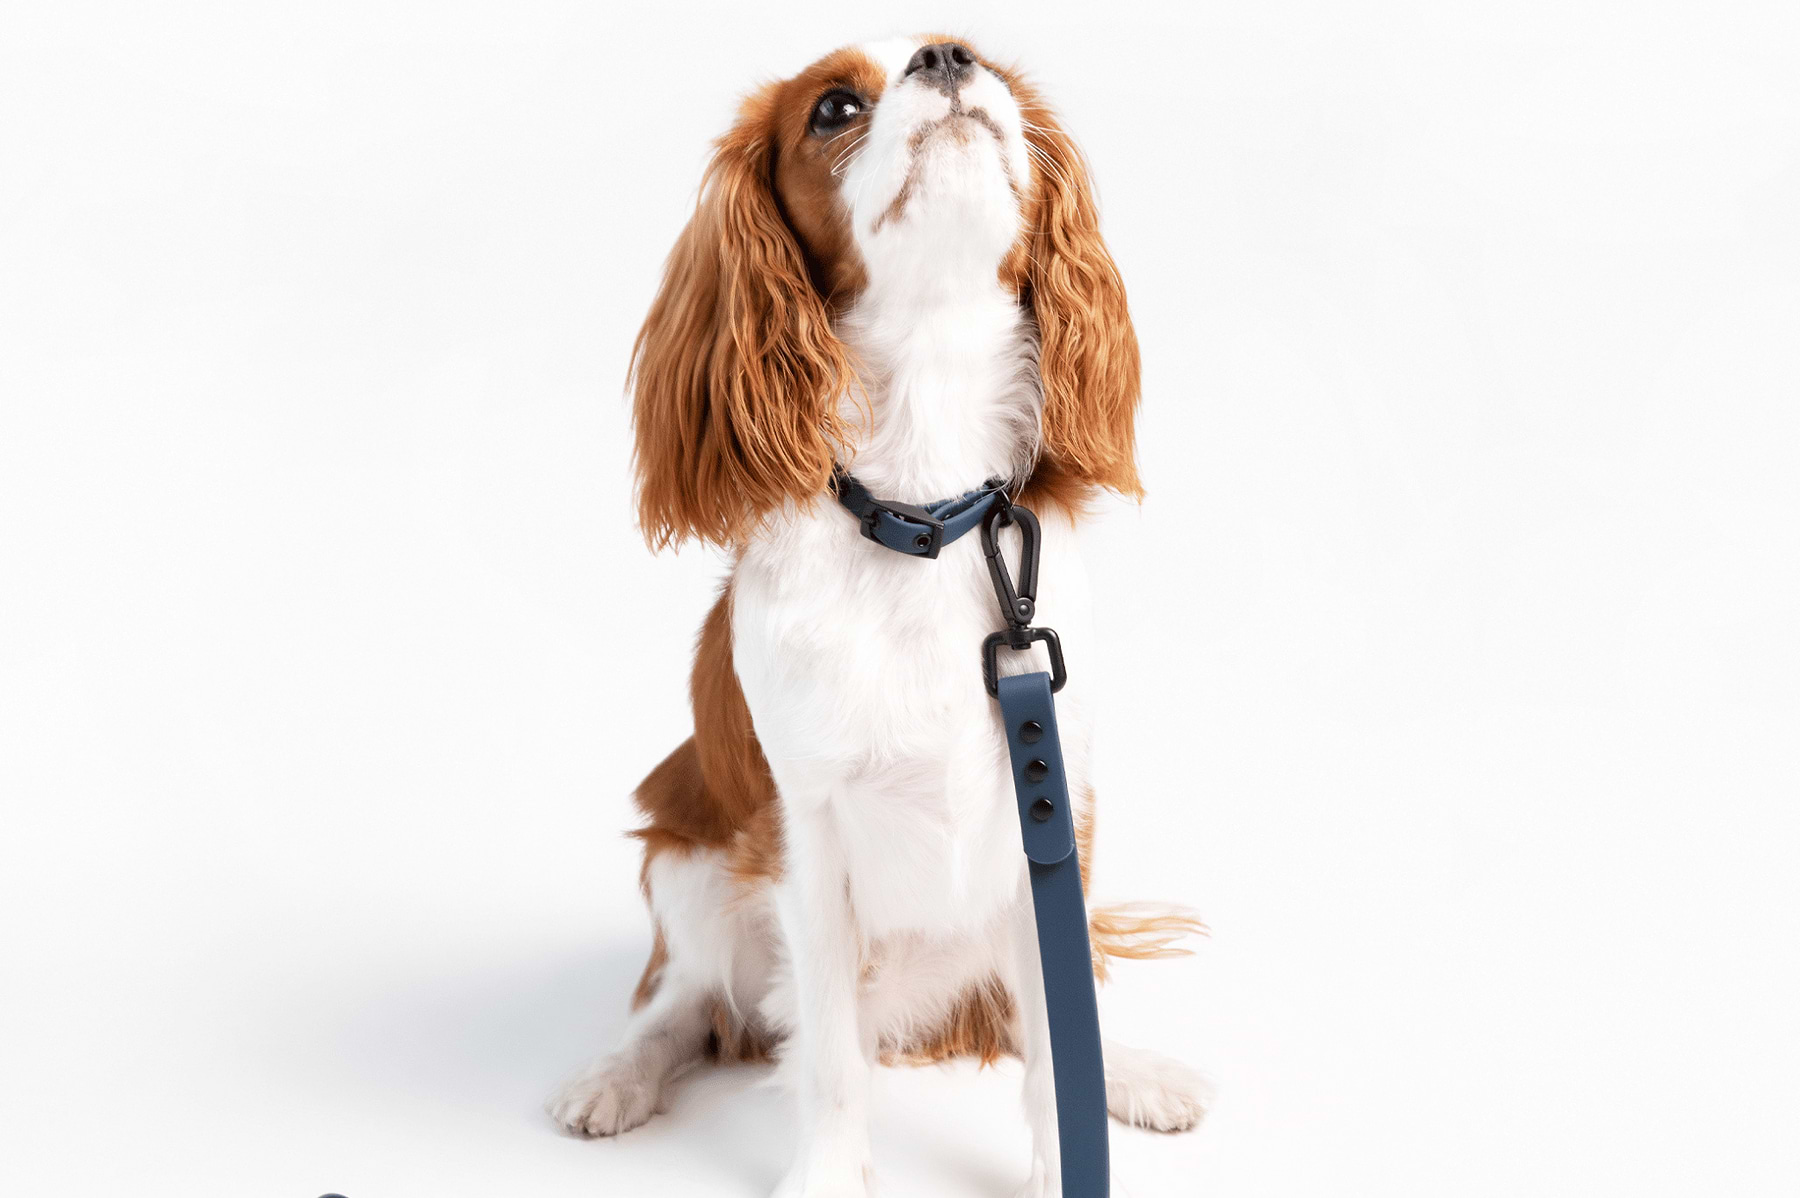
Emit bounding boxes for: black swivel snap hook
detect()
[981,494,1040,628]
[981,496,1067,696]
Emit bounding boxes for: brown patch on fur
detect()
[994,68,1144,504]
[884,975,1018,1067]
[627,578,786,1058]
[687,583,780,843]
[631,745,728,849]
[709,998,777,1063]
[725,800,785,888]
[631,930,668,1011]
[630,579,782,875]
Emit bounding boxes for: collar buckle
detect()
[860,499,945,558]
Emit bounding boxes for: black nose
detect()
[905,41,977,90]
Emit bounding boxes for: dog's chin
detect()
[867,140,1019,258]
[913,116,1013,175]
[922,111,995,147]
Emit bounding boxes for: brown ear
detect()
[1014,84,1143,499]
[631,89,857,549]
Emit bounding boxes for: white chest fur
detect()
[732,494,1094,941]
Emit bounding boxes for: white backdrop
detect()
[3,2,1796,1195]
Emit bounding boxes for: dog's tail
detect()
[1088,902,1209,983]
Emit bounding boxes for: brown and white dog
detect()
[550,36,1211,1197]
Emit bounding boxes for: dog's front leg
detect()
[1007,879,1062,1198]
[772,790,873,1198]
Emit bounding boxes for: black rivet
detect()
[1024,759,1049,783]
[914,533,932,549]
[1019,720,1043,744]
[1031,797,1055,822]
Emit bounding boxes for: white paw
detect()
[546,1059,661,1138]
[1104,1042,1216,1133]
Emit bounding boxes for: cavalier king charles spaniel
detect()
[550,36,1212,1197]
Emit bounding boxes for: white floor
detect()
[8,693,1792,1196]
[4,827,1218,1197]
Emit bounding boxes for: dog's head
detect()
[632,37,1141,549]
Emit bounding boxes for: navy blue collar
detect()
[831,468,1010,559]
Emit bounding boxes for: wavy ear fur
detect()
[631,88,857,549]
[1013,82,1143,500]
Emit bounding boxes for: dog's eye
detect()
[809,90,866,135]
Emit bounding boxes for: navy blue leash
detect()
[833,471,1110,1197]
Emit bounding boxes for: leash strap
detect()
[997,669,1111,1197]
[831,468,1008,558]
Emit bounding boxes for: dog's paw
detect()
[546,1059,661,1138]
[1104,1042,1215,1133]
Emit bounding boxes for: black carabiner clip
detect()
[980,498,1066,696]
[980,498,1040,628]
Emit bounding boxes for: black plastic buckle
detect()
[984,625,1067,697]
[861,499,945,558]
